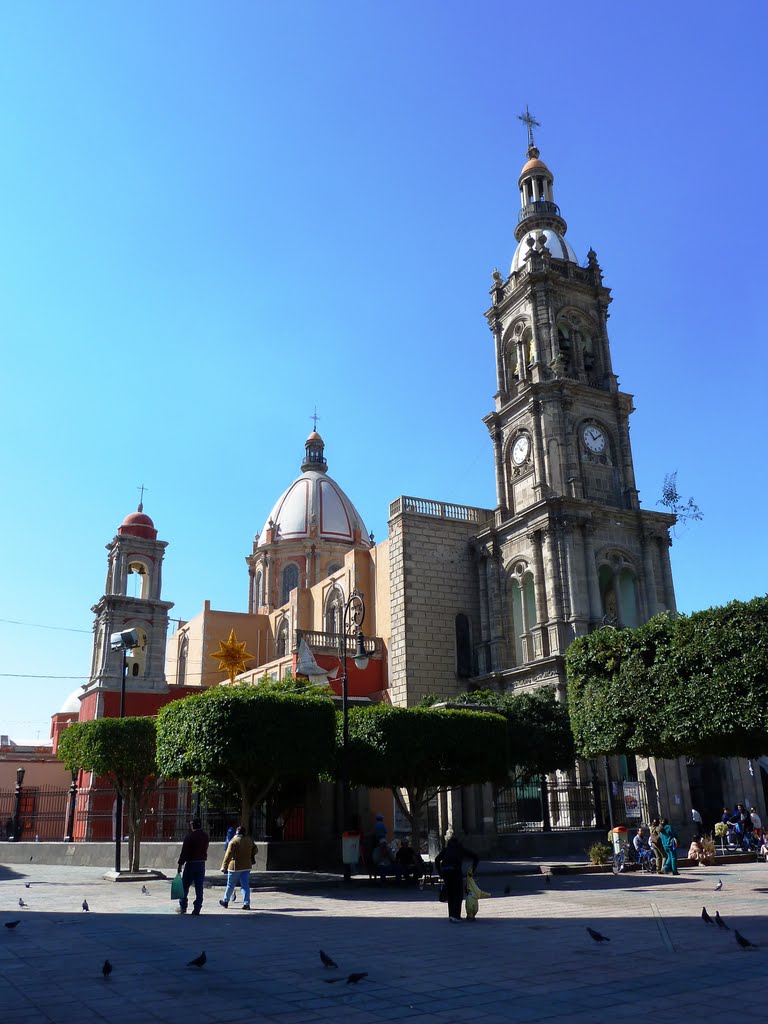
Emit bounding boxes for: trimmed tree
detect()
[156,687,337,827]
[57,717,158,872]
[343,704,508,840]
[450,687,575,782]
[566,596,768,760]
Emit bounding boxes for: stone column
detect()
[491,424,507,513]
[563,518,588,634]
[641,531,659,618]
[491,322,506,397]
[529,530,550,659]
[582,524,601,625]
[659,535,677,612]
[530,399,548,492]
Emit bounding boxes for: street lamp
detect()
[339,589,369,882]
[109,628,140,872]
[12,767,25,842]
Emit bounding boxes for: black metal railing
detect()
[518,200,561,223]
[494,778,652,833]
[294,629,380,656]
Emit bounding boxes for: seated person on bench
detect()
[395,836,424,882]
[372,839,402,881]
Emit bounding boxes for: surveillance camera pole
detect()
[110,632,133,873]
[339,590,368,882]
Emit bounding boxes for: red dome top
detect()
[118,509,158,540]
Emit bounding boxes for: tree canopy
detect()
[566,596,768,760]
[57,717,158,871]
[343,704,508,837]
[450,687,575,782]
[155,687,336,826]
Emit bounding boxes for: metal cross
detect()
[518,106,540,149]
[310,407,321,431]
[137,484,148,511]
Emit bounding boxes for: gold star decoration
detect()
[210,628,254,684]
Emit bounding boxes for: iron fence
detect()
[495,777,652,833]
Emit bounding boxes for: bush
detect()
[588,842,612,865]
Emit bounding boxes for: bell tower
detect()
[80,504,174,717]
[474,112,677,689]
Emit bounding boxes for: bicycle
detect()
[636,845,656,873]
[612,841,630,874]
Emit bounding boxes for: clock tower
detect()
[474,115,677,691]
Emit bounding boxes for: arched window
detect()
[325,587,343,635]
[455,614,473,678]
[281,564,299,606]
[507,565,537,666]
[126,560,150,599]
[254,570,264,609]
[177,635,188,687]
[599,559,640,628]
[124,627,147,678]
[327,562,342,577]
[276,619,290,658]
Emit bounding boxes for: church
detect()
[44,119,762,851]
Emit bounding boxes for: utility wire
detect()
[0,617,91,634]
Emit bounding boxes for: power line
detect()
[0,617,91,634]
[0,673,89,679]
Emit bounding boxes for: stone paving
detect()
[2,858,768,1023]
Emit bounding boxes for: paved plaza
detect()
[2,858,768,1023]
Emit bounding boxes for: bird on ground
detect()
[587,927,610,943]
[102,960,112,978]
[18,899,26,908]
[82,900,89,912]
[24,883,31,889]
[701,907,714,924]
[346,972,368,984]
[715,911,730,930]
[141,885,150,896]
[735,930,757,949]
[4,921,20,929]
[715,879,723,891]
[319,950,338,969]
[187,951,207,968]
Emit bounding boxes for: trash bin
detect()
[342,832,360,865]
[609,826,628,855]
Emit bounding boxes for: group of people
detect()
[629,819,682,874]
[175,818,257,915]
[719,804,764,852]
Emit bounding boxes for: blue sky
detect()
[1,2,766,741]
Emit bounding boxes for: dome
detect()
[118,508,158,540]
[58,688,83,715]
[258,434,370,548]
[511,229,578,274]
[520,157,552,177]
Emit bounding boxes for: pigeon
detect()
[587,927,610,943]
[319,950,338,969]
[4,921,20,929]
[735,930,757,949]
[715,911,730,930]
[82,900,89,912]
[346,972,368,984]
[702,907,714,924]
[187,950,207,968]
[141,885,150,896]
[24,883,31,889]
[715,879,723,891]
[18,899,26,908]
[102,960,112,978]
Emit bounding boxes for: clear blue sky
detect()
[1,3,765,741]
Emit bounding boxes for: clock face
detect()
[583,425,606,454]
[512,434,530,465]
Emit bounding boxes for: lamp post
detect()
[12,767,25,842]
[109,628,140,873]
[339,589,369,882]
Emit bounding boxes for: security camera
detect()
[110,628,141,651]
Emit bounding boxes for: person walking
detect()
[219,826,257,910]
[660,818,679,875]
[177,818,210,915]
[435,834,479,923]
[649,818,664,873]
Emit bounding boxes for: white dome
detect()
[58,688,83,715]
[259,468,370,547]
[511,229,578,273]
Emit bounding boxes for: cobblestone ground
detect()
[2,860,767,1023]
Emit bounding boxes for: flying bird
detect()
[18,899,26,908]
[587,927,610,943]
[187,950,207,968]
[4,921,20,929]
[319,950,338,969]
[701,907,714,924]
[735,930,757,949]
[82,900,89,912]
[141,885,150,896]
[102,960,112,978]
[346,972,368,984]
[715,879,723,891]
[715,911,730,930]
